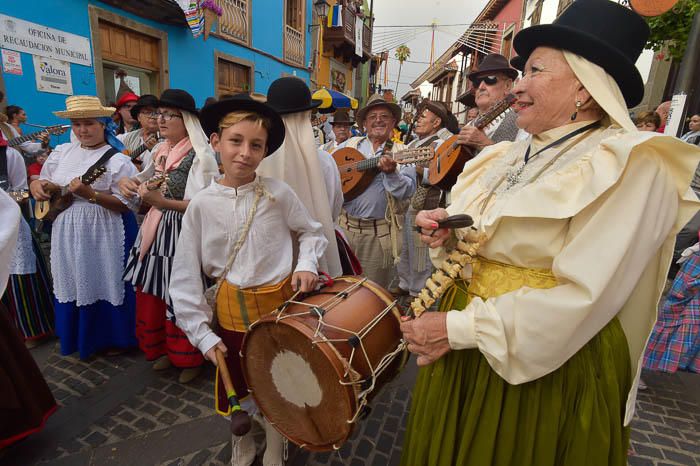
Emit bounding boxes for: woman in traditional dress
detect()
[0,190,57,449]
[0,132,54,347]
[120,89,219,384]
[29,96,139,360]
[400,2,700,465]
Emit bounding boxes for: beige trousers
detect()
[339,213,395,289]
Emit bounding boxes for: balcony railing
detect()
[284,24,305,67]
[218,0,249,44]
[323,6,372,63]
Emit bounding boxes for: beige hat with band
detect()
[54,95,116,119]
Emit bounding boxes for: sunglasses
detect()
[470,75,499,87]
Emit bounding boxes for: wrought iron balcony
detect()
[322,6,372,66]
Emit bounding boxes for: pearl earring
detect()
[571,100,582,121]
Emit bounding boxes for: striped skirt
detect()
[123,209,182,314]
[1,227,54,340]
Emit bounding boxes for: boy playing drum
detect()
[169,95,327,465]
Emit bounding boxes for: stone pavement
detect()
[1,337,699,466]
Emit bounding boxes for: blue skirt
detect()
[55,212,138,360]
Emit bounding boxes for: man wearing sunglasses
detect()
[456,53,521,149]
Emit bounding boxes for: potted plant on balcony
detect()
[200,0,223,40]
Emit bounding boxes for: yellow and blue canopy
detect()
[312,87,359,114]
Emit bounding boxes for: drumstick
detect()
[215,349,252,436]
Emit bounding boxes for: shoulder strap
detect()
[381,138,394,155]
[81,147,119,182]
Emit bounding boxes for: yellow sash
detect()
[215,276,293,332]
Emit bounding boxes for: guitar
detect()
[332,146,435,202]
[6,190,29,203]
[427,94,517,190]
[34,166,108,221]
[8,125,71,148]
[124,134,159,163]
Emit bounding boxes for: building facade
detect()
[0,0,315,138]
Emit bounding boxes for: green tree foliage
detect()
[645,0,700,61]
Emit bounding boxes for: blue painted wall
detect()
[1,0,313,145]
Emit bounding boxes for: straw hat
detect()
[54,96,116,119]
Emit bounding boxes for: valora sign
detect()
[0,14,92,67]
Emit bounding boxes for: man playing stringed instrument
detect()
[397,100,458,297]
[118,94,161,170]
[337,94,416,289]
[456,54,523,150]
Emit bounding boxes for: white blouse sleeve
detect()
[109,156,138,205]
[170,197,222,355]
[39,143,68,181]
[7,148,28,190]
[445,152,678,384]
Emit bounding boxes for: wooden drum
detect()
[241,276,407,451]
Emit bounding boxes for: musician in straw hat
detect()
[337,93,416,289]
[401,1,700,464]
[29,96,139,360]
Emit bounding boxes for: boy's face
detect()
[211,120,268,182]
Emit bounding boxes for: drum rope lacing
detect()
[263,277,409,436]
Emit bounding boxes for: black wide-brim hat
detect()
[513,0,649,107]
[130,94,159,120]
[158,88,199,116]
[467,53,519,81]
[267,77,321,115]
[199,94,286,155]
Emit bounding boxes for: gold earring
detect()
[571,100,582,121]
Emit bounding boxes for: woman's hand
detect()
[205,341,228,367]
[415,208,451,248]
[400,313,451,366]
[118,177,141,198]
[291,271,319,293]
[68,178,95,200]
[140,188,166,209]
[30,179,57,201]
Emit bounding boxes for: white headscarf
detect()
[182,111,220,199]
[257,111,342,277]
[562,50,637,132]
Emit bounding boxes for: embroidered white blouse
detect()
[170,176,328,356]
[433,120,700,423]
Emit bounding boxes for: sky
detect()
[370,0,490,99]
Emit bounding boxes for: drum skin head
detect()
[241,276,405,451]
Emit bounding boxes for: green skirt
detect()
[401,277,631,466]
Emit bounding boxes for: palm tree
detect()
[394,44,411,96]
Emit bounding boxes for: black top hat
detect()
[513,0,649,107]
[158,89,199,116]
[331,109,355,125]
[130,94,159,120]
[467,54,519,81]
[199,94,286,155]
[267,77,321,115]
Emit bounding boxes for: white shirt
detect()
[3,147,28,191]
[8,125,43,155]
[317,148,344,222]
[170,176,328,355]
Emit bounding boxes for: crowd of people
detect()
[1,0,700,464]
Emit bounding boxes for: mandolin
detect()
[427,94,516,190]
[124,134,159,163]
[8,125,71,148]
[332,146,434,202]
[35,148,119,221]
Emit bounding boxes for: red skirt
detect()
[135,288,203,368]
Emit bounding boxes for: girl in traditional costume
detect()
[30,96,138,359]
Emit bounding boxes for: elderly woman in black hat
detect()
[119,89,219,384]
[400,1,700,465]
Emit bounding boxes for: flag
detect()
[328,5,343,27]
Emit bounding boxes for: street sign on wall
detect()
[0,14,92,66]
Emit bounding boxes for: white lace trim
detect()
[50,203,126,307]
[10,218,37,275]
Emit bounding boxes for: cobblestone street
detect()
[0,338,697,466]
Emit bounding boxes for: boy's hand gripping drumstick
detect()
[215,348,252,436]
